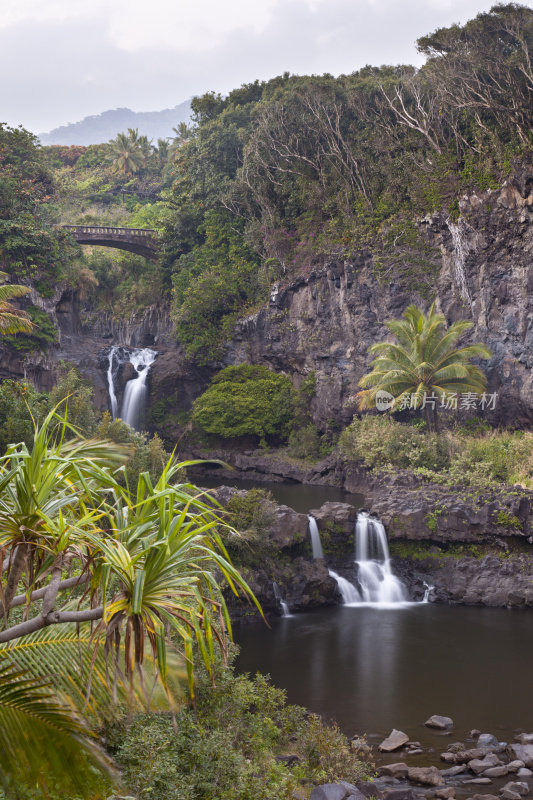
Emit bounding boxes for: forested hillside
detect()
[1,3,532,366]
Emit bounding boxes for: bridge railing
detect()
[62,225,156,239]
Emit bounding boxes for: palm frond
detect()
[0,656,114,797]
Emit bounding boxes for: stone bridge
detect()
[63,225,157,260]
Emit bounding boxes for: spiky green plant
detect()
[356,303,492,429]
[0,272,34,334]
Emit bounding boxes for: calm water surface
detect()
[236,604,533,742]
[196,475,365,514]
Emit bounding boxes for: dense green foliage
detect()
[0,371,172,486]
[110,662,370,800]
[340,415,533,488]
[159,4,532,359]
[0,124,79,295]
[192,364,297,442]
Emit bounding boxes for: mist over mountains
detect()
[39,100,191,145]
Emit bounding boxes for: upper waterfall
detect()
[103,346,157,431]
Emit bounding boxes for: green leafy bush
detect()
[0,380,49,452]
[192,364,297,443]
[339,415,452,472]
[96,413,172,486]
[3,305,58,353]
[110,665,371,800]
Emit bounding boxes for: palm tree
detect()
[356,303,492,430]
[0,272,33,334]
[108,129,146,175]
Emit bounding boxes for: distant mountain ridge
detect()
[39,100,191,146]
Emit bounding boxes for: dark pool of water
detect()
[195,475,365,514]
[236,604,533,744]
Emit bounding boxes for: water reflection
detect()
[236,605,533,739]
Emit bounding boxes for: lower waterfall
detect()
[355,512,408,603]
[307,512,411,606]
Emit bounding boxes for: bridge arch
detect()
[63,225,157,260]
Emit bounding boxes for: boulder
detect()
[435,789,456,800]
[483,767,508,778]
[468,795,499,800]
[465,779,493,786]
[426,716,454,730]
[508,762,525,773]
[501,783,529,797]
[478,735,500,749]
[378,764,409,780]
[441,766,467,777]
[500,792,522,800]
[354,781,383,799]
[383,790,419,800]
[517,770,533,779]
[407,766,444,787]
[379,730,410,752]
[310,784,350,800]
[469,755,502,774]
[456,749,499,764]
[509,745,533,768]
[515,735,533,746]
[441,753,458,764]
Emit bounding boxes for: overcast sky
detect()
[2,0,532,135]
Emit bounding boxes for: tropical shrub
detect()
[110,663,371,800]
[192,364,297,442]
[339,415,453,471]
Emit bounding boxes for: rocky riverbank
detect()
[309,725,533,800]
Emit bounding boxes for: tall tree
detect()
[356,304,492,430]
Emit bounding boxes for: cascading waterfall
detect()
[308,515,324,560]
[272,582,291,617]
[307,513,412,606]
[355,512,408,604]
[121,348,157,430]
[308,515,359,604]
[106,346,120,419]
[103,346,157,431]
[422,581,434,604]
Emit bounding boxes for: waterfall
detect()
[273,582,291,617]
[103,346,157,431]
[422,581,434,604]
[354,513,408,604]
[121,349,157,430]
[308,515,324,559]
[328,570,361,604]
[106,346,120,419]
[447,220,473,308]
[308,516,360,604]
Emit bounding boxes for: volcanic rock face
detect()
[227,169,533,428]
[1,168,531,431]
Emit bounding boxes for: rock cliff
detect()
[1,168,531,433]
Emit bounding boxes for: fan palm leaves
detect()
[0,271,34,335]
[0,657,114,798]
[356,303,492,429]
